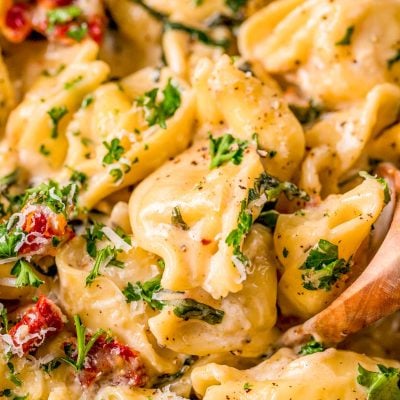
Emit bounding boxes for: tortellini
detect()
[192,348,400,400]
[130,139,265,298]
[299,84,400,197]
[4,41,109,177]
[0,47,14,134]
[192,55,304,181]
[148,224,279,357]
[274,176,386,319]
[56,237,186,375]
[60,66,195,208]
[239,0,400,107]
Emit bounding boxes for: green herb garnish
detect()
[359,171,391,204]
[357,364,400,400]
[123,276,164,310]
[299,338,325,355]
[335,25,355,46]
[209,133,248,169]
[300,239,349,291]
[173,298,224,325]
[47,106,68,138]
[47,5,82,28]
[11,259,44,288]
[102,138,125,165]
[171,206,189,230]
[136,78,181,129]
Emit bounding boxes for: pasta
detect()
[0,0,399,399]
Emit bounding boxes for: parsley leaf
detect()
[123,276,164,310]
[226,199,252,267]
[7,362,22,387]
[39,144,50,156]
[300,239,349,291]
[298,338,325,355]
[256,209,279,230]
[85,246,123,286]
[0,170,18,189]
[70,170,88,190]
[61,315,105,370]
[0,224,24,258]
[171,206,189,230]
[110,168,123,183]
[47,5,82,28]
[335,25,355,46]
[357,364,400,400]
[359,171,391,205]
[84,222,105,257]
[172,298,224,325]
[102,138,125,165]
[289,101,323,124]
[11,259,44,288]
[209,133,248,169]
[64,75,83,90]
[40,358,62,374]
[67,23,88,42]
[81,95,93,109]
[47,106,68,138]
[243,382,253,393]
[136,78,181,129]
[22,180,77,215]
[225,0,247,13]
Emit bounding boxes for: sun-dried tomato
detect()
[8,296,65,355]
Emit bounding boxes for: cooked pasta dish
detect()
[0,0,399,399]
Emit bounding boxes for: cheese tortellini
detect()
[239,0,400,107]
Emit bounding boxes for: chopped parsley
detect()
[0,224,24,258]
[84,222,106,257]
[283,247,289,258]
[0,389,28,399]
[7,362,22,386]
[39,144,50,156]
[70,170,88,190]
[298,338,325,355]
[173,298,224,325]
[136,78,181,129]
[22,180,77,215]
[300,239,350,291]
[102,138,125,165]
[226,173,309,271]
[64,75,83,90]
[359,171,391,204]
[62,315,105,370]
[47,106,68,139]
[110,168,123,183]
[256,209,279,230]
[40,359,62,374]
[132,0,229,48]
[225,0,247,13]
[289,101,323,124]
[171,206,189,230]
[335,25,355,46]
[67,23,88,42]
[226,199,252,268]
[357,364,400,400]
[81,95,94,109]
[243,382,253,393]
[11,259,44,288]
[85,246,124,286]
[123,276,164,310]
[209,133,248,169]
[47,5,82,28]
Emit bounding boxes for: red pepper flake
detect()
[7,296,65,355]
[201,238,212,245]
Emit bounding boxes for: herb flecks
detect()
[102,138,125,165]
[123,276,164,310]
[209,133,248,169]
[299,338,325,355]
[136,79,181,129]
[357,364,400,400]
[335,25,355,46]
[300,239,349,291]
[47,106,68,139]
[171,206,189,230]
[11,259,44,288]
[359,171,391,205]
[173,298,224,325]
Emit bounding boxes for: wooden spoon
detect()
[279,163,400,346]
